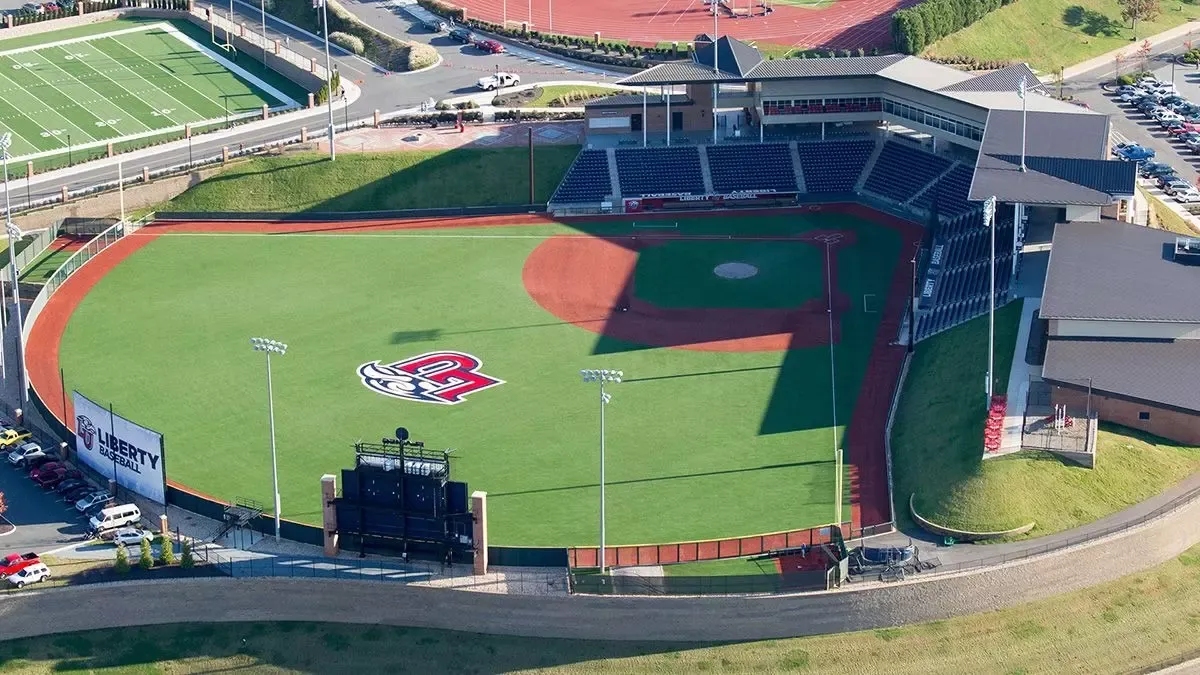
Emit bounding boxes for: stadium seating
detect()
[615,146,706,196]
[795,139,875,193]
[863,141,952,204]
[914,209,1016,341]
[912,164,976,218]
[549,149,614,204]
[706,143,798,193]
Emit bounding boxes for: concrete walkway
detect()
[1060,21,1200,81]
[991,297,1040,457]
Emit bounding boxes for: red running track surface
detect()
[454,0,920,51]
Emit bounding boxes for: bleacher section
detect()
[863,141,952,204]
[912,164,976,218]
[615,146,706,196]
[914,210,1016,341]
[706,143,799,193]
[549,149,614,204]
[795,139,875,193]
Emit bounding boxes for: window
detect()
[630,113,643,132]
[1138,411,1151,421]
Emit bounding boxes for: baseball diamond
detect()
[28,208,915,548]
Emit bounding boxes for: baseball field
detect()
[31,208,916,548]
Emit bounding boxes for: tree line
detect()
[891,0,1018,55]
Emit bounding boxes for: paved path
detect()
[4,486,1200,641]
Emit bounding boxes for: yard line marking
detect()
[0,24,164,58]
[105,34,250,118]
[0,55,98,144]
[157,23,299,108]
[67,41,191,127]
[31,47,155,134]
[0,98,61,153]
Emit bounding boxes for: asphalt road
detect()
[15,1,619,206]
[0,456,91,554]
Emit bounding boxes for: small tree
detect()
[1119,0,1161,39]
[114,543,130,574]
[159,534,177,566]
[180,539,195,569]
[139,537,154,571]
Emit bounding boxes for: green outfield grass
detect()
[166,148,582,212]
[661,555,780,577]
[923,0,1200,73]
[4,544,1200,673]
[0,17,303,172]
[57,212,901,547]
[892,300,1200,538]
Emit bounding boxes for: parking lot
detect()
[0,446,92,554]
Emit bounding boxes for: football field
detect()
[0,21,300,160]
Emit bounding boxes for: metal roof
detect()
[1043,338,1200,413]
[991,155,1136,196]
[744,54,907,80]
[619,61,740,85]
[693,36,764,77]
[970,156,1116,206]
[1041,220,1200,322]
[980,109,1109,160]
[939,63,1044,93]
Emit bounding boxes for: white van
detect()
[88,504,141,534]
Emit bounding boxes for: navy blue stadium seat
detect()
[705,143,798,193]
[550,150,613,204]
[913,164,976,218]
[795,139,874,193]
[615,146,705,196]
[863,141,952,204]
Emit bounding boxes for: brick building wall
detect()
[1051,386,1200,446]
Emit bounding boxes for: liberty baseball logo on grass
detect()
[358,351,504,405]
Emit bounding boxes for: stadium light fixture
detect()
[580,368,622,573]
[251,337,288,542]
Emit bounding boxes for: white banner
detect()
[72,392,166,504]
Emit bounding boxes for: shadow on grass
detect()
[489,459,827,498]
[1062,5,1123,37]
[0,622,714,672]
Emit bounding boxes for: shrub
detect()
[180,539,195,569]
[159,535,177,565]
[139,537,154,571]
[114,543,130,574]
[893,0,1013,55]
[329,31,365,55]
[1184,48,1200,64]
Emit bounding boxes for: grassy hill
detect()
[891,301,1200,539]
[923,0,1200,73]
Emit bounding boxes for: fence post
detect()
[141,167,149,183]
[60,186,68,202]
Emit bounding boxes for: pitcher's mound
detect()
[714,262,758,280]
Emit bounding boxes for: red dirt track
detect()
[454,0,919,50]
[27,206,917,564]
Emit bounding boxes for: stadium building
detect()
[549,35,1138,344]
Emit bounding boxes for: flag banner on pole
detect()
[312,0,323,7]
[983,195,997,228]
[1017,76,1026,100]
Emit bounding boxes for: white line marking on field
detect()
[0,54,100,143]
[34,46,154,134]
[157,23,299,107]
[72,39,195,125]
[0,24,158,58]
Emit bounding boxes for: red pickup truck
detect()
[0,552,39,578]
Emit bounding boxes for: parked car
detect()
[7,442,44,467]
[421,16,446,31]
[0,428,33,450]
[20,2,44,14]
[1115,144,1155,161]
[55,478,87,494]
[32,466,81,489]
[1116,84,1143,95]
[1163,178,1192,195]
[75,490,112,513]
[448,26,474,43]
[103,527,153,547]
[1139,161,1175,178]
[1186,137,1200,153]
[62,484,95,502]
[1175,188,1200,203]
[473,39,506,54]
[0,552,39,578]
[7,562,50,588]
[26,452,60,470]
[1164,120,1186,134]
[1157,173,1181,189]
[88,504,141,534]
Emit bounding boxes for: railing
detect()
[0,227,56,284]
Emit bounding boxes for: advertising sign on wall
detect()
[72,391,166,504]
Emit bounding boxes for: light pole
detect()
[251,337,287,542]
[983,196,997,404]
[580,368,621,573]
[824,240,841,531]
[260,0,268,58]
[4,219,31,404]
[0,133,10,383]
[318,0,336,160]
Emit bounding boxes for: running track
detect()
[454,0,920,51]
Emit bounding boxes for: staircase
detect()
[605,148,622,199]
[212,496,265,542]
[854,137,886,192]
[789,141,807,192]
[697,145,716,193]
[905,160,962,208]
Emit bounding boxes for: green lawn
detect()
[923,0,1200,73]
[634,240,825,309]
[522,84,623,107]
[20,246,76,283]
[58,212,900,547]
[4,545,1200,673]
[0,16,305,177]
[892,300,1200,537]
[166,148,582,212]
